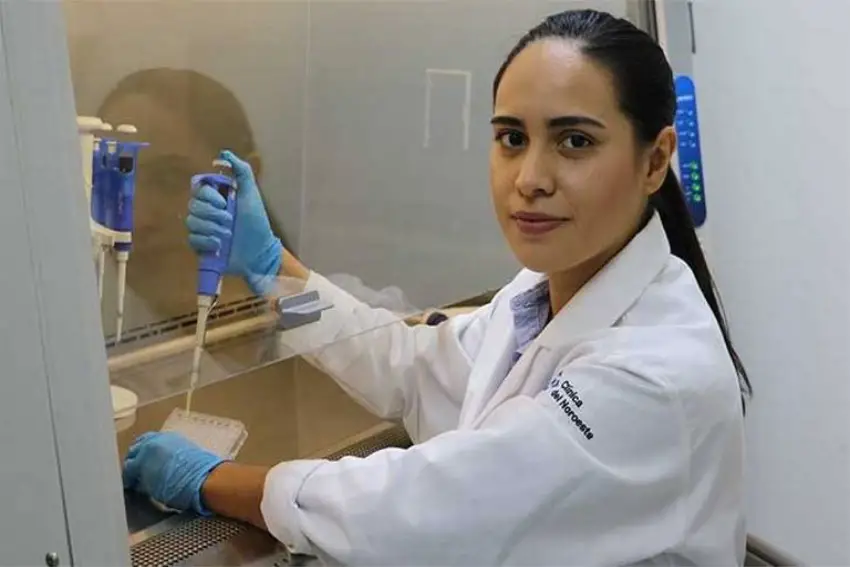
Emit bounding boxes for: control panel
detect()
[674,75,707,228]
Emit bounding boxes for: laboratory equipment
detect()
[187,149,283,298]
[187,159,238,412]
[90,132,148,341]
[673,75,706,227]
[76,116,113,297]
[77,117,144,430]
[112,385,139,433]
[160,408,248,459]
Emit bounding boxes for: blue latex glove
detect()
[122,431,225,516]
[186,150,283,296]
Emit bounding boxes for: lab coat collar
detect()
[459,213,670,428]
[535,212,670,349]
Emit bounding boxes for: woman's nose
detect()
[515,151,555,198]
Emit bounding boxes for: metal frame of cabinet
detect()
[0,1,128,564]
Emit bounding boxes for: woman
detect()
[123,9,751,565]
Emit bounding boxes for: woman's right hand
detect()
[186,150,283,295]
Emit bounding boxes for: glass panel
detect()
[64,0,642,460]
[302,0,631,308]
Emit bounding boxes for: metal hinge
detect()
[275,290,332,331]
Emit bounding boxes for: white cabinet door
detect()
[0,1,128,564]
[0,7,74,566]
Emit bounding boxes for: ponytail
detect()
[650,168,752,410]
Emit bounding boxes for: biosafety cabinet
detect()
[0,0,818,565]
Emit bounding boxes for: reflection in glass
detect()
[95,68,263,326]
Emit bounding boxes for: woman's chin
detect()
[508,243,560,275]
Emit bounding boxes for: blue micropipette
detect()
[196,161,237,299]
[187,159,237,410]
[91,137,148,342]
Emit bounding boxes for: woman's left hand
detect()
[122,431,226,515]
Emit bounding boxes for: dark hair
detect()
[100,68,255,157]
[493,10,752,407]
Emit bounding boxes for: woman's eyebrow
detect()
[490,115,606,129]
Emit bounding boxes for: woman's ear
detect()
[246,152,263,181]
[644,126,677,196]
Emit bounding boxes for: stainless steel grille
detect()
[130,517,248,567]
[324,424,412,460]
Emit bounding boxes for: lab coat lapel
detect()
[489,344,557,410]
[457,297,516,428]
[475,214,671,422]
[537,214,670,350]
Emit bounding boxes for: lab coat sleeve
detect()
[276,271,492,436]
[261,357,689,565]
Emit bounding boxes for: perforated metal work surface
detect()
[130,517,248,567]
[127,426,412,566]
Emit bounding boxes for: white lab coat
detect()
[262,214,746,566]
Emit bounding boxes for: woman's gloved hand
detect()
[186,150,283,296]
[122,431,225,516]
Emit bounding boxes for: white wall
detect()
[693,0,850,562]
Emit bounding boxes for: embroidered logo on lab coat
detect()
[546,371,594,440]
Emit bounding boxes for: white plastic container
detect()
[160,408,248,459]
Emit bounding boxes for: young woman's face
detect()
[489,39,674,277]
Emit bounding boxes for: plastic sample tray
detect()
[161,408,248,460]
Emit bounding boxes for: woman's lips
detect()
[511,211,569,236]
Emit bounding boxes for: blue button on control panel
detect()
[674,75,706,228]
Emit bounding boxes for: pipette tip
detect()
[115,250,129,344]
[96,246,107,300]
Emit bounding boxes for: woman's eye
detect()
[560,134,593,150]
[497,130,527,149]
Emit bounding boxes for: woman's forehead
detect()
[494,39,620,123]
